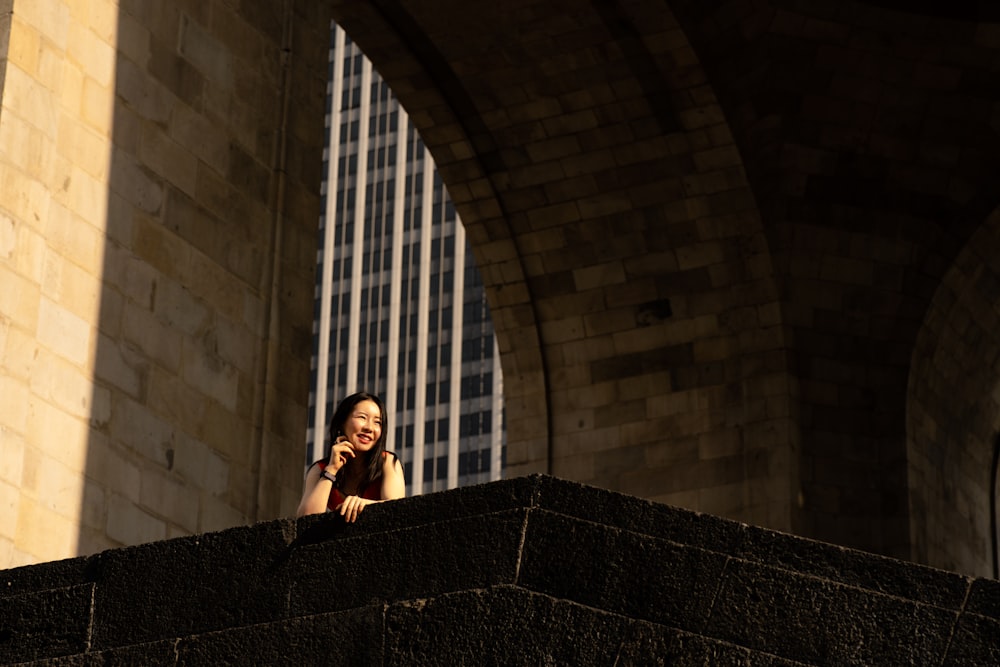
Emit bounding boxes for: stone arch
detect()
[326,1,551,474]
[908,206,1000,577]
[669,0,1000,558]
[328,1,795,527]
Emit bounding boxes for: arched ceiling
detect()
[322,0,1000,570]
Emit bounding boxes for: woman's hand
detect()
[335,495,374,523]
[327,436,356,473]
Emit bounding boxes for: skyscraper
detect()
[307,23,505,495]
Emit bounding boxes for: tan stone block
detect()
[646,391,695,418]
[57,113,110,181]
[56,56,86,119]
[696,482,748,518]
[0,424,25,486]
[181,336,239,410]
[198,493,246,534]
[2,539,30,568]
[0,322,38,384]
[111,248,157,309]
[6,18,40,75]
[140,468,199,533]
[0,263,40,328]
[79,75,114,135]
[582,305,639,337]
[97,282,124,338]
[37,296,92,366]
[5,218,46,285]
[550,452,594,480]
[107,395,174,466]
[83,428,132,494]
[0,212,14,262]
[212,314,256,375]
[28,349,94,419]
[3,65,58,136]
[0,377,31,436]
[77,527,119,558]
[0,111,47,177]
[540,316,585,344]
[698,428,743,460]
[42,245,102,322]
[25,399,89,473]
[94,332,146,398]
[188,252,249,323]
[0,164,52,224]
[154,277,210,336]
[107,493,166,546]
[139,122,198,197]
[122,300,183,372]
[115,12,151,68]
[21,450,85,521]
[169,104,228,173]
[131,214,188,280]
[14,0,70,45]
[36,30,67,91]
[199,400,251,458]
[173,433,229,496]
[67,19,115,87]
[55,163,108,228]
[16,497,78,563]
[693,335,735,362]
[0,479,18,537]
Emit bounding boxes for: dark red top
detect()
[316,452,395,511]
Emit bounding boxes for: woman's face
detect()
[341,399,382,452]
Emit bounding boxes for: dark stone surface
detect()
[531,475,745,553]
[517,509,728,633]
[0,557,94,597]
[288,510,527,617]
[89,520,297,649]
[734,523,971,609]
[385,585,809,667]
[2,476,998,665]
[945,611,1000,666]
[965,576,1000,619]
[0,585,94,664]
[175,604,385,666]
[16,640,179,666]
[706,559,957,665]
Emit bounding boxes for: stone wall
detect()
[2,477,998,665]
[0,0,328,567]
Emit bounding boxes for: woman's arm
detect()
[296,463,336,517]
[337,455,406,522]
[379,453,406,500]
[296,441,358,517]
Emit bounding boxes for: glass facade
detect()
[307,23,505,495]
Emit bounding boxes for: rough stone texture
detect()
[2,0,1000,583]
[1,476,995,666]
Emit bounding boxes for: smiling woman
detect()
[295,391,406,521]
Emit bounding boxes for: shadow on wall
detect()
[907,204,1000,578]
[81,2,322,559]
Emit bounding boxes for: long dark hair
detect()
[322,391,388,487]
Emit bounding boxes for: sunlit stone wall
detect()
[0,0,327,567]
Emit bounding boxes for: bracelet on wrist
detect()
[320,470,337,484]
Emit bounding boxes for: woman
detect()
[296,391,405,521]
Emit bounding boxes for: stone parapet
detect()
[2,475,997,665]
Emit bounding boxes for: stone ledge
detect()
[1,475,997,665]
